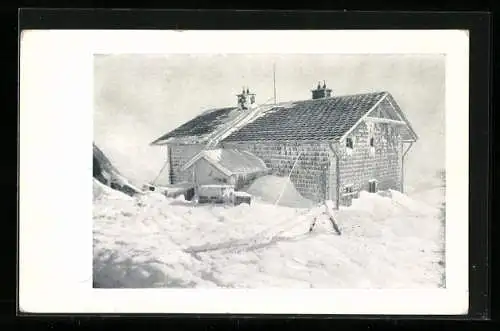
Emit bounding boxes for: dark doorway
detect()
[368,180,377,193]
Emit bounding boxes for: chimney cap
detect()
[311,80,333,99]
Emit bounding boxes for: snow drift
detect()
[93,183,445,289]
[93,178,134,202]
[245,175,315,208]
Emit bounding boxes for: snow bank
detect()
[341,190,441,242]
[93,183,445,289]
[408,186,446,208]
[93,178,134,201]
[246,175,315,208]
[136,191,169,205]
[389,189,439,215]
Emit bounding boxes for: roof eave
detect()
[384,93,419,141]
[182,153,235,177]
[336,92,419,143]
[150,139,168,146]
[151,136,210,146]
[337,92,389,142]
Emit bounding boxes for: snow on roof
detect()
[223,92,390,142]
[182,148,268,177]
[150,107,239,145]
[204,103,284,148]
[234,191,251,197]
[150,102,278,146]
[199,184,234,188]
[151,91,417,146]
[204,149,222,162]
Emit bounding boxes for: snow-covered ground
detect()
[93,177,445,289]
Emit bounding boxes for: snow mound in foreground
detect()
[342,190,441,241]
[93,178,134,201]
[93,185,445,289]
[388,189,439,215]
[136,191,169,206]
[246,175,315,208]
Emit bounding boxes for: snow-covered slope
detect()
[93,143,143,197]
[93,183,445,289]
[93,178,135,202]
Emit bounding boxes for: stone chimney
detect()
[311,80,332,100]
[237,86,256,110]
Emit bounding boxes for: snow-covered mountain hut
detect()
[151,83,418,208]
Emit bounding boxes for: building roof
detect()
[181,149,269,177]
[151,91,418,145]
[223,91,417,142]
[150,107,239,145]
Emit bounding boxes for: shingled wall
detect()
[166,123,402,205]
[338,120,403,205]
[167,143,204,184]
[222,140,336,204]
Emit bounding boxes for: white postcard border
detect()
[19,29,469,314]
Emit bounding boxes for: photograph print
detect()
[92,52,447,290]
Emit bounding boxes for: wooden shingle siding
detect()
[154,91,415,208]
[168,143,204,184]
[222,141,335,204]
[338,117,402,196]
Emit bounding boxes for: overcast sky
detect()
[94,53,445,189]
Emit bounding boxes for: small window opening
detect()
[344,185,353,194]
[370,137,374,147]
[346,138,353,149]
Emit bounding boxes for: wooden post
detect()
[401,142,413,193]
[324,201,342,235]
[328,143,341,210]
[309,217,317,232]
[192,167,198,200]
[336,153,340,209]
[273,63,277,104]
[401,143,404,193]
[168,145,174,185]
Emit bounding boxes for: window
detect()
[346,138,353,149]
[369,137,376,156]
[344,185,354,194]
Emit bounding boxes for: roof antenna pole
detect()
[273,63,277,105]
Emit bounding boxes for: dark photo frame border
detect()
[16,8,491,327]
